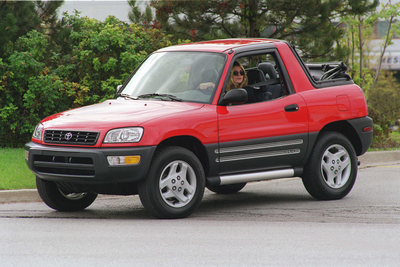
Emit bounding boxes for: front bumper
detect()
[25,142,156,184]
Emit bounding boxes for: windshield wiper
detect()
[117,93,138,100]
[138,93,183,102]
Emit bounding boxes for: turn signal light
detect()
[107,156,141,166]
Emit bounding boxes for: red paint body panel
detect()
[274,42,315,93]
[218,94,308,143]
[139,104,218,146]
[38,100,206,147]
[298,85,368,133]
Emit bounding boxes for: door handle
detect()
[284,104,299,112]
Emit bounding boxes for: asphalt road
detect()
[1,165,399,266]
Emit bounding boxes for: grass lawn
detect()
[0,148,36,190]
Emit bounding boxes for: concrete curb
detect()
[1,150,399,204]
[0,189,41,204]
[358,150,400,168]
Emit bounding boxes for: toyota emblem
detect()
[64,132,73,141]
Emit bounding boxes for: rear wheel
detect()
[36,177,97,211]
[138,146,205,219]
[207,183,247,194]
[302,132,357,200]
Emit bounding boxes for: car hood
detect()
[41,99,204,131]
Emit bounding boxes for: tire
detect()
[302,132,358,200]
[36,177,97,211]
[207,183,247,194]
[138,146,205,219]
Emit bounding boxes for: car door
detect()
[217,94,308,175]
[216,51,309,175]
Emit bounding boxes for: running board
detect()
[206,167,303,186]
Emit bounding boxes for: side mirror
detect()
[115,85,123,98]
[219,88,248,105]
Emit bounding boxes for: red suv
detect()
[25,39,372,218]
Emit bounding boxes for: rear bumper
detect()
[25,142,156,184]
[347,116,373,156]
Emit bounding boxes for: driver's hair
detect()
[225,61,248,92]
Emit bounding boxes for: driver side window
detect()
[230,52,288,104]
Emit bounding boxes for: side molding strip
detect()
[217,149,301,163]
[215,139,304,154]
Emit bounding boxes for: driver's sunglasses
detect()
[233,70,245,76]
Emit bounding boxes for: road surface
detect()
[1,165,399,266]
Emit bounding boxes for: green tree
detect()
[371,1,400,89]
[0,30,69,147]
[54,12,173,105]
[35,0,65,40]
[0,0,41,57]
[0,13,174,147]
[367,71,400,148]
[129,0,378,60]
[128,0,154,29]
[339,1,400,146]
[0,0,64,57]
[341,0,400,91]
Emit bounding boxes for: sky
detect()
[57,0,144,22]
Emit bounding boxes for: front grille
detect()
[44,130,99,146]
[33,155,95,176]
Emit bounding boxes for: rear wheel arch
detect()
[317,121,362,155]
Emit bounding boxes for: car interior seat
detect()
[246,68,266,85]
[257,62,278,80]
[257,62,283,100]
[246,68,269,102]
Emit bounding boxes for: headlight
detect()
[103,127,144,143]
[32,123,44,140]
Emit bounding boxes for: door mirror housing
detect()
[219,88,248,105]
[115,85,123,98]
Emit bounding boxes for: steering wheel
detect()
[195,85,214,95]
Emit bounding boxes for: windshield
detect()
[120,51,226,103]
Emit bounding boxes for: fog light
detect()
[25,150,29,161]
[107,156,141,166]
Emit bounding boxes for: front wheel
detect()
[138,146,205,219]
[302,132,358,200]
[36,177,97,211]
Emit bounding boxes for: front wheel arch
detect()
[156,136,210,176]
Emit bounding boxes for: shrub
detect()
[367,71,400,148]
[0,13,174,147]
